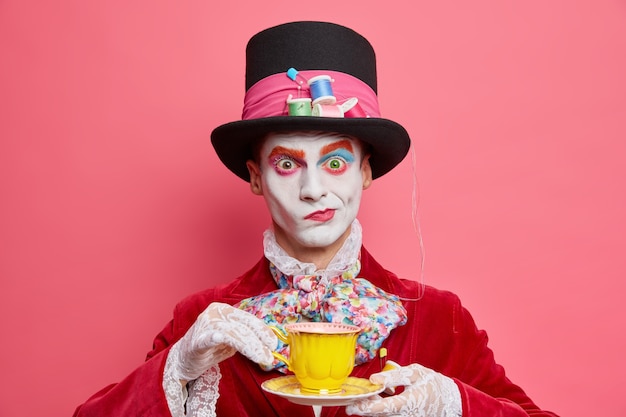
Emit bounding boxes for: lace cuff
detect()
[163,344,188,416]
[442,376,463,416]
[186,366,221,417]
[163,343,222,416]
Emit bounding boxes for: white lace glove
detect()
[346,363,462,417]
[170,302,278,382]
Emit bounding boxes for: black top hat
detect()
[210,21,411,181]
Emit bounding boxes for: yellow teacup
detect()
[270,322,360,394]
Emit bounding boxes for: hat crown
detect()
[210,21,410,182]
[245,21,377,93]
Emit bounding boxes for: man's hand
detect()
[346,363,462,416]
[170,302,277,382]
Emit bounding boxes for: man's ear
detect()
[361,154,373,190]
[246,160,263,195]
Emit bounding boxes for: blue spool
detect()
[308,75,336,105]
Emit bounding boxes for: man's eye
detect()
[328,159,342,169]
[325,157,346,172]
[274,157,298,172]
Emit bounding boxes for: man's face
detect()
[247,132,372,254]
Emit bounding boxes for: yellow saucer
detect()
[261,375,384,407]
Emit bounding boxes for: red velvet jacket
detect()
[74,247,558,416]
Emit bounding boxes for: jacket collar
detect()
[224,246,406,303]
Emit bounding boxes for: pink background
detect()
[1,1,625,416]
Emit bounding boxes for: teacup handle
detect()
[271,351,290,368]
[269,325,289,344]
[268,326,291,369]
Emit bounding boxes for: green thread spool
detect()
[287,97,312,116]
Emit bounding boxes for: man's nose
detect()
[299,169,328,201]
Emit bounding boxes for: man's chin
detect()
[295,227,349,249]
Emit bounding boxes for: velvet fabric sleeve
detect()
[72,347,172,416]
[72,258,275,417]
[389,283,558,416]
[72,289,236,416]
[446,297,559,416]
[359,248,558,417]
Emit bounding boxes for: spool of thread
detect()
[312,103,344,118]
[341,97,367,118]
[287,97,312,116]
[308,75,336,105]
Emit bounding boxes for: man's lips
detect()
[305,209,335,222]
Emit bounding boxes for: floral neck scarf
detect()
[237,220,408,371]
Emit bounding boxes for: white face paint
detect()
[251,132,371,254]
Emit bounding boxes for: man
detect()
[74,21,558,416]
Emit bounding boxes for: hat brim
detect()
[211,116,411,182]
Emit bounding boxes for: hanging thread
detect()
[397,145,425,302]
